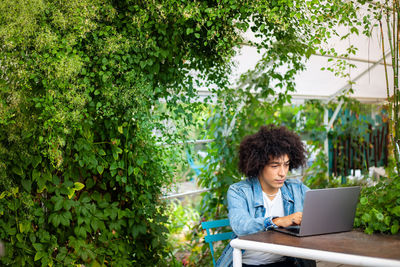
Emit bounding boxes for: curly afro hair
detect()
[238,124,307,177]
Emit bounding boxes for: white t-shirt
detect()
[242,189,285,265]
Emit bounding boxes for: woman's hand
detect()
[272,212,302,228]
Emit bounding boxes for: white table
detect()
[230,230,400,267]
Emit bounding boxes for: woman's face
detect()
[258,154,290,194]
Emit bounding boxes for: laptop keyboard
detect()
[285,227,300,233]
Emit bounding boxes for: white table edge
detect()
[230,238,400,267]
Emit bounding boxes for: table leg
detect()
[232,247,242,267]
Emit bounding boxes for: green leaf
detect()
[16,233,23,242]
[64,211,72,221]
[392,206,400,216]
[98,149,106,156]
[391,224,399,234]
[384,216,391,226]
[60,213,70,226]
[361,213,371,222]
[74,182,85,191]
[33,243,43,251]
[37,174,47,192]
[67,188,75,199]
[32,169,40,181]
[37,185,47,193]
[18,223,25,233]
[56,247,67,261]
[21,180,32,192]
[97,165,104,175]
[77,216,84,225]
[29,233,36,243]
[0,191,8,199]
[54,198,63,211]
[74,226,86,238]
[43,171,52,182]
[8,227,16,236]
[110,162,118,170]
[396,183,400,190]
[128,166,134,175]
[32,155,42,168]
[365,227,373,235]
[375,212,384,221]
[34,251,45,261]
[118,161,124,169]
[81,195,91,203]
[350,27,359,34]
[12,166,24,177]
[63,200,72,211]
[52,214,61,227]
[91,219,99,231]
[360,197,368,205]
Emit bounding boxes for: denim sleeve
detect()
[289,181,310,213]
[227,185,276,236]
[301,183,310,202]
[263,216,277,230]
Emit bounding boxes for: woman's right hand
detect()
[272,212,302,228]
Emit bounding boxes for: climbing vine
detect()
[0,0,270,265]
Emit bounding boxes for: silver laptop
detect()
[273,186,361,237]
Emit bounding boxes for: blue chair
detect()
[186,150,205,176]
[201,218,233,266]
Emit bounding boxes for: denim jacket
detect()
[216,177,309,267]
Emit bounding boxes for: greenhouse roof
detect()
[199,24,393,105]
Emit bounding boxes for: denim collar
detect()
[281,183,294,203]
[250,177,294,208]
[250,177,264,208]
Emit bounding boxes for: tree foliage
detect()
[0,0,257,265]
[197,0,400,237]
[197,0,355,218]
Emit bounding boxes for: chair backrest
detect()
[186,150,205,176]
[201,218,232,267]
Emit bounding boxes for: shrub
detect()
[0,0,244,265]
[355,175,400,235]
